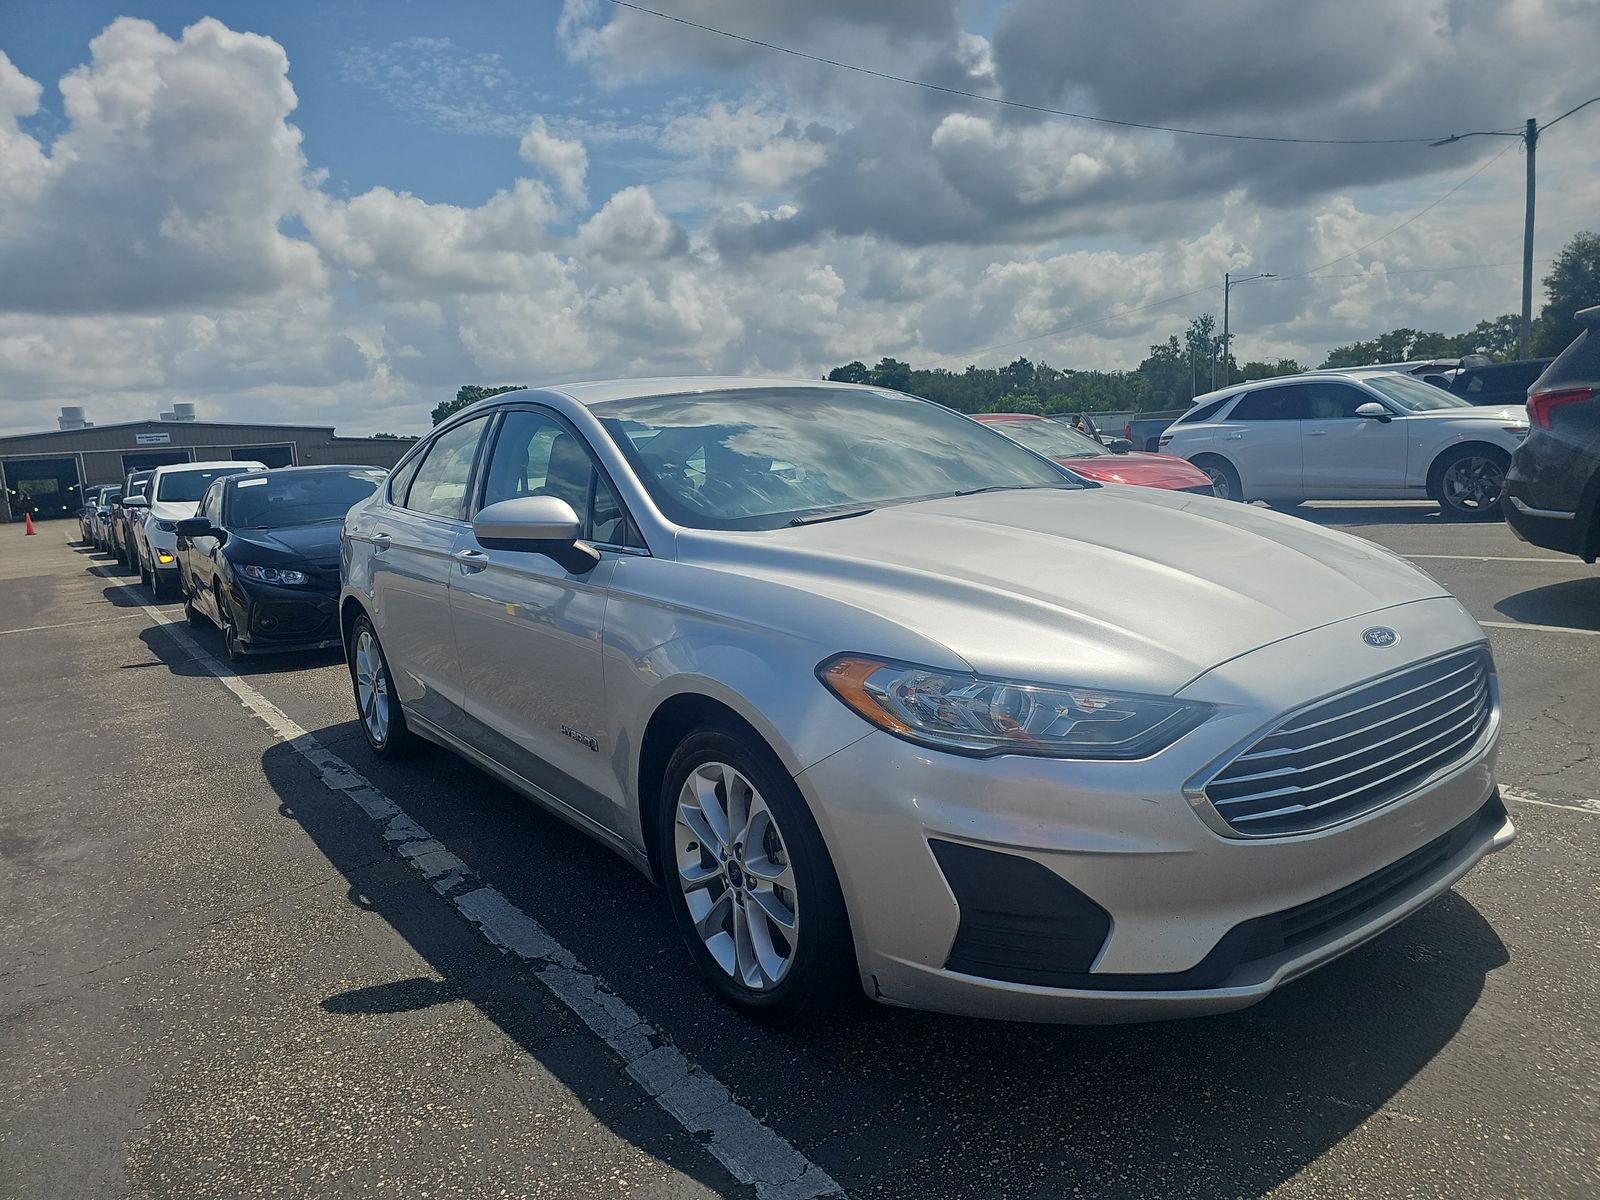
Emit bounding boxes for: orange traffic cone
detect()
[23,513,36,535]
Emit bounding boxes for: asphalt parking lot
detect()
[3,505,1597,1200]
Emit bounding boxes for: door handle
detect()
[454,548,488,573]
[371,532,392,552]
[1307,430,1328,437]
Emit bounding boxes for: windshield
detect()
[985,417,1107,459]
[228,470,385,529]
[594,388,1075,531]
[156,466,253,503]
[1363,374,1473,412]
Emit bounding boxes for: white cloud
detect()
[518,115,589,207]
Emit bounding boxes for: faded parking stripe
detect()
[121,585,844,1200]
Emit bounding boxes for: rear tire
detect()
[1432,445,1508,521]
[1191,455,1244,502]
[348,615,413,758]
[657,727,856,1022]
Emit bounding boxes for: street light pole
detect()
[1222,271,1275,386]
[1432,98,1599,358]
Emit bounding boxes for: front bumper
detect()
[229,580,341,653]
[797,596,1511,1022]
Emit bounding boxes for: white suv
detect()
[1160,371,1529,519]
[130,460,264,597]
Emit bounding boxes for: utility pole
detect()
[1432,98,1599,359]
[1222,271,1275,386]
[1521,117,1537,357]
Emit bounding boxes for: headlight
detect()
[818,655,1211,759]
[155,520,178,533]
[240,564,308,585]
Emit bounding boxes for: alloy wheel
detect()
[1201,465,1232,500]
[353,629,391,745]
[673,761,800,991]
[1440,455,1505,514]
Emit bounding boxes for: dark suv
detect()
[1504,306,1600,562]
[1449,358,1554,407]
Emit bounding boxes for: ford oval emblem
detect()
[1363,626,1399,648]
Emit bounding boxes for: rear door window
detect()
[1227,386,1309,421]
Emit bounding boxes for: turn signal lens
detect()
[817,654,1211,759]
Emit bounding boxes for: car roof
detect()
[151,459,265,474]
[1186,370,1392,408]
[972,412,1049,422]
[224,464,384,484]
[493,376,888,409]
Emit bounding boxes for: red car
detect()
[974,413,1216,494]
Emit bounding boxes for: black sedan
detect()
[174,465,385,660]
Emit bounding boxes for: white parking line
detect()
[1501,787,1600,815]
[120,588,843,1200]
[0,611,147,636]
[1479,620,1600,637]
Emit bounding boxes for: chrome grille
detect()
[1205,648,1493,837]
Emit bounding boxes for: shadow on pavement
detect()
[1495,576,1600,633]
[1287,503,1449,528]
[136,625,344,677]
[238,705,1510,1200]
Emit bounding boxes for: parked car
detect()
[1446,358,1554,408]
[1161,371,1529,518]
[110,470,153,571]
[339,378,1512,1024]
[1504,306,1600,562]
[128,460,265,598]
[175,465,385,658]
[81,485,113,546]
[87,485,119,550]
[1122,408,1187,452]
[974,413,1215,493]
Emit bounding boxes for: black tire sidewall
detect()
[656,728,856,1019]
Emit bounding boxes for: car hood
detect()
[679,487,1450,693]
[1055,452,1212,491]
[226,522,342,568]
[1406,405,1526,423]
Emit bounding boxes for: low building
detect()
[1,407,416,522]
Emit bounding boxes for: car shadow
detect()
[1495,576,1600,633]
[248,706,1511,1200]
[136,625,344,678]
[1285,503,1448,527]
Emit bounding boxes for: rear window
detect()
[1179,397,1233,424]
[1227,387,1305,421]
[1537,326,1598,391]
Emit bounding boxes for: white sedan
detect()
[1160,371,1529,519]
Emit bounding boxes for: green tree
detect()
[1236,358,1305,380]
[826,360,870,384]
[371,432,406,439]
[1534,231,1600,355]
[1464,314,1522,359]
[866,357,912,392]
[432,383,526,426]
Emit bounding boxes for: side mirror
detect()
[174,517,213,538]
[1106,437,1134,454]
[472,495,600,573]
[123,495,149,509]
[1355,402,1392,423]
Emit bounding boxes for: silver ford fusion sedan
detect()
[339,379,1513,1023]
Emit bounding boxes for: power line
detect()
[601,0,1471,146]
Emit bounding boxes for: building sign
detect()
[135,432,172,445]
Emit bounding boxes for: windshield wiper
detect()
[789,506,875,527]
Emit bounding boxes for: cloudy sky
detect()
[0,0,1596,436]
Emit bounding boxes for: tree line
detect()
[428,231,1596,425]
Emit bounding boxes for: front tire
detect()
[1433,446,1508,521]
[1191,455,1244,502]
[348,615,413,758]
[657,727,855,1021]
